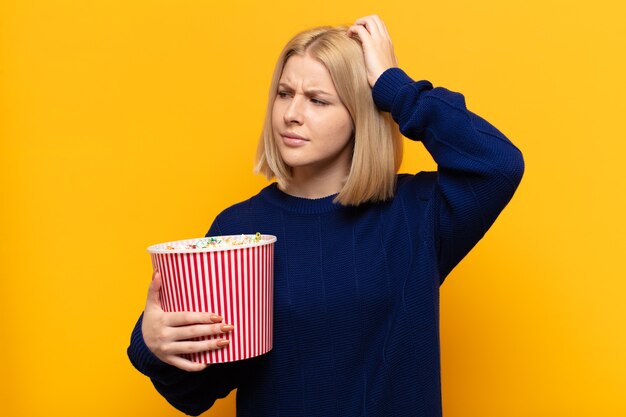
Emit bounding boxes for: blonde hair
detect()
[255,26,402,206]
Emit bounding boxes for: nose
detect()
[283,95,304,125]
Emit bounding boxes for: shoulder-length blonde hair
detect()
[255,25,402,206]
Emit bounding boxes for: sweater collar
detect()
[260,183,343,215]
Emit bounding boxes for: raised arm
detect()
[350,14,524,282]
[373,68,524,280]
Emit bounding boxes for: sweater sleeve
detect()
[126,220,240,415]
[127,314,240,415]
[372,68,525,283]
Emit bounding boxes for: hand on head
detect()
[347,15,398,87]
[141,270,233,372]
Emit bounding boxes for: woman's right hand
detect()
[141,270,233,372]
[346,14,398,88]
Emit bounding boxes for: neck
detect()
[281,163,349,199]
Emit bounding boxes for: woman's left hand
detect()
[347,15,398,88]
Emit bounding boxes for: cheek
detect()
[327,113,354,141]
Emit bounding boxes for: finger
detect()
[166,355,211,372]
[347,24,371,44]
[346,23,363,38]
[366,15,385,37]
[168,323,234,341]
[164,338,231,356]
[373,14,391,38]
[354,15,383,38]
[351,19,374,38]
[145,271,163,309]
[164,311,224,327]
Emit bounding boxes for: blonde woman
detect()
[128,15,524,416]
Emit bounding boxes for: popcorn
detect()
[165,233,263,251]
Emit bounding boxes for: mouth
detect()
[281,132,308,147]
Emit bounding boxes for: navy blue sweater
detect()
[128,68,524,416]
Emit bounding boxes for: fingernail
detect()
[217,339,230,347]
[210,315,223,322]
[221,325,234,332]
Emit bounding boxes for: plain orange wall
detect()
[1,0,625,416]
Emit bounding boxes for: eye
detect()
[277,91,291,98]
[311,98,328,106]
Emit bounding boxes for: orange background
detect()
[1,0,625,416]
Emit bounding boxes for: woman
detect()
[128,15,524,416]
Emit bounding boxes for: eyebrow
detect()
[278,82,333,96]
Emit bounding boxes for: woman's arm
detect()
[350,14,524,283]
[128,216,250,415]
[372,68,524,281]
[128,313,240,415]
[127,220,242,415]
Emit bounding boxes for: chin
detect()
[278,149,310,168]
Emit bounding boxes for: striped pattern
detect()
[150,242,275,364]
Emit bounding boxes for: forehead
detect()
[279,54,337,92]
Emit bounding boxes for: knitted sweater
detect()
[128,68,525,416]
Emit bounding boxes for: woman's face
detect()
[272,53,354,177]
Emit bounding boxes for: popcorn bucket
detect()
[147,234,277,364]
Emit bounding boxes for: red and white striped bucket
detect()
[147,235,276,364]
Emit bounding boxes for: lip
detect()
[281,132,309,147]
[281,132,307,140]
